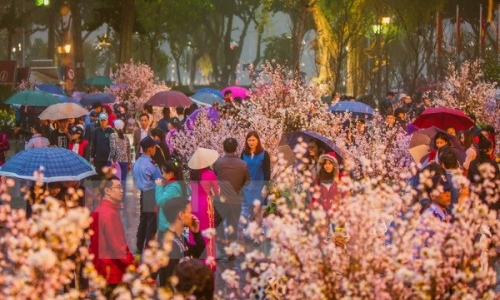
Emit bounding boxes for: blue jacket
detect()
[155,181,184,232]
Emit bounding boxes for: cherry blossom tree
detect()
[107,60,168,117]
[435,59,498,127]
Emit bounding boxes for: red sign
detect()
[0,60,17,84]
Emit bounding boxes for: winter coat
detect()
[89,200,135,284]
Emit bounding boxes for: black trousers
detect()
[214,200,242,248]
[136,189,157,254]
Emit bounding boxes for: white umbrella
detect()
[38,102,88,120]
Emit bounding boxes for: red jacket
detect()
[311,177,342,212]
[89,200,134,284]
[68,139,89,159]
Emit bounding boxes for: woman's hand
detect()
[261,186,268,199]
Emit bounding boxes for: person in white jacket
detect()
[25,124,50,149]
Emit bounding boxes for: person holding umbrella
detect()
[49,119,70,148]
[428,132,452,165]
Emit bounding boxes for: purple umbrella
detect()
[71,91,86,101]
[221,86,249,99]
[185,107,220,130]
[147,91,193,107]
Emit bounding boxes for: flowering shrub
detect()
[0,108,16,134]
[435,59,498,126]
[0,178,102,299]
[107,60,168,117]
[224,143,500,299]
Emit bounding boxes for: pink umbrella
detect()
[221,86,249,99]
[413,107,474,131]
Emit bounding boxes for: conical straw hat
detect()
[188,147,219,170]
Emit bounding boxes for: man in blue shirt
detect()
[132,136,161,255]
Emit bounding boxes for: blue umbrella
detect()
[190,92,224,106]
[0,148,96,182]
[54,94,83,106]
[329,101,374,119]
[80,93,115,106]
[185,107,220,130]
[35,84,66,96]
[196,88,223,98]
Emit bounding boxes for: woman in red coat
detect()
[312,152,342,212]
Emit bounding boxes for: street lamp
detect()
[381,17,391,94]
[57,43,72,93]
[372,16,391,100]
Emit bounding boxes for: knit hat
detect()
[188,147,219,170]
[318,152,339,178]
[114,119,124,130]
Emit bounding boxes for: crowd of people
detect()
[1,87,499,299]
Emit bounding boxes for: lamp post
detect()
[372,21,382,100]
[372,17,390,100]
[57,44,72,93]
[381,17,391,94]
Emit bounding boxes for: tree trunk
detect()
[46,2,57,60]
[70,0,84,90]
[189,52,203,91]
[149,40,155,71]
[290,7,308,76]
[252,26,263,67]
[174,56,182,85]
[309,1,336,84]
[119,0,136,63]
[220,12,234,86]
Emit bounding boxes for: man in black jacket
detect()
[90,112,115,181]
[158,197,205,287]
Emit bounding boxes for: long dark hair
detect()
[151,128,167,148]
[242,131,263,155]
[318,167,335,182]
[189,167,210,182]
[433,132,451,149]
[460,130,474,150]
[161,160,187,196]
[306,139,324,162]
[116,128,124,139]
